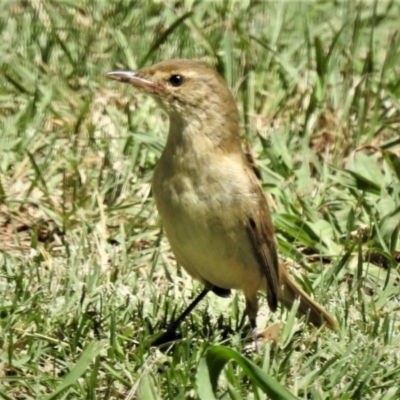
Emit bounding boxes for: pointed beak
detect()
[106,70,162,93]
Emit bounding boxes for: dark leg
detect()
[245,292,260,353]
[151,287,210,346]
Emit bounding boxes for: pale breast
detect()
[152,150,265,292]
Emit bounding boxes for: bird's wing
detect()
[245,167,280,312]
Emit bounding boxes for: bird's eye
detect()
[169,74,184,87]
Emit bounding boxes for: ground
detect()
[0,1,400,399]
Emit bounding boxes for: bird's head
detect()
[106,59,239,125]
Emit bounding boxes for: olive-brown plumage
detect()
[106,59,337,343]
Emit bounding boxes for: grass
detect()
[1,0,400,399]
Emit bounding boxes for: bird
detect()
[106,59,338,345]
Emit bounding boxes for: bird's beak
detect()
[106,70,162,93]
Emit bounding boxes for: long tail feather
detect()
[279,264,338,330]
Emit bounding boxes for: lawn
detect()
[1,1,400,399]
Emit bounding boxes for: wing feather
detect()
[245,167,280,312]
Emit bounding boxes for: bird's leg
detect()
[245,292,260,352]
[152,287,210,346]
[166,287,210,332]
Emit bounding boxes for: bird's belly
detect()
[154,175,264,292]
[166,220,262,290]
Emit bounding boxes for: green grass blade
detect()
[197,346,298,400]
[43,341,104,400]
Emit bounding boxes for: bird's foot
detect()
[245,323,281,354]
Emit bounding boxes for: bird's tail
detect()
[279,264,338,330]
